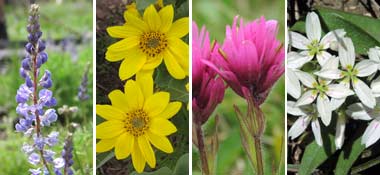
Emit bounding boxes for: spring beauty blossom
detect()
[96,76,182,173]
[106,4,189,80]
[15,4,65,174]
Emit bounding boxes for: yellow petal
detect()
[105,49,128,62]
[141,55,164,70]
[138,136,156,168]
[96,138,117,153]
[136,74,153,99]
[108,90,129,113]
[163,51,186,79]
[153,102,181,119]
[150,118,177,136]
[167,17,189,38]
[115,133,134,160]
[168,38,189,72]
[124,3,141,20]
[124,80,144,110]
[119,50,147,80]
[125,11,148,32]
[143,5,161,31]
[158,5,173,32]
[107,37,139,52]
[147,131,173,153]
[96,121,124,139]
[136,69,154,79]
[96,105,126,121]
[144,92,169,116]
[132,139,146,173]
[107,26,142,38]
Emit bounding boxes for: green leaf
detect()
[316,7,380,54]
[136,0,156,11]
[299,134,337,175]
[96,151,115,169]
[334,130,365,175]
[131,167,173,175]
[155,64,188,103]
[173,153,189,175]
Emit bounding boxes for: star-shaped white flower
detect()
[368,46,380,71]
[288,101,323,146]
[289,12,345,66]
[315,38,378,108]
[371,76,380,97]
[295,71,354,126]
[287,52,310,99]
[346,98,380,148]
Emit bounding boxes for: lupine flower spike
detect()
[15,4,65,174]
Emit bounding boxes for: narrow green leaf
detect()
[155,65,188,103]
[317,7,380,54]
[96,151,115,169]
[334,128,365,175]
[299,134,337,175]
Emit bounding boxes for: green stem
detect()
[351,155,380,174]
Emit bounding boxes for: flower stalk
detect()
[194,122,210,175]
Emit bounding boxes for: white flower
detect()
[289,12,345,66]
[288,101,323,146]
[346,98,380,147]
[371,76,380,97]
[295,71,354,126]
[287,52,309,99]
[315,38,378,108]
[335,113,346,150]
[368,46,380,70]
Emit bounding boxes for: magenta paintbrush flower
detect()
[206,16,284,105]
[192,21,225,125]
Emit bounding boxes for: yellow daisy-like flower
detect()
[106,4,189,80]
[96,76,182,173]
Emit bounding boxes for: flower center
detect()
[139,32,168,57]
[125,109,150,137]
[307,40,324,56]
[312,80,328,97]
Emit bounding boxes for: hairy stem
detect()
[195,123,210,175]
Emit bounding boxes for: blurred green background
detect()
[193,0,285,174]
[0,0,93,174]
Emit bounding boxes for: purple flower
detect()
[33,135,44,150]
[41,109,58,126]
[16,84,33,103]
[53,158,65,169]
[29,168,41,175]
[78,63,90,101]
[39,70,52,88]
[45,131,59,146]
[28,153,40,165]
[43,149,56,163]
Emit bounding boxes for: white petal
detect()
[296,90,318,106]
[295,71,317,88]
[339,38,355,69]
[287,101,307,116]
[289,32,310,50]
[326,84,354,98]
[371,76,380,97]
[346,103,374,121]
[353,78,376,108]
[317,95,331,126]
[335,115,346,150]
[314,69,344,80]
[362,120,380,147]
[306,12,322,41]
[330,98,346,111]
[320,29,346,49]
[288,116,311,140]
[368,46,380,62]
[311,119,323,146]
[321,55,339,70]
[287,51,312,69]
[287,69,301,99]
[355,60,378,77]
[316,51,331,66]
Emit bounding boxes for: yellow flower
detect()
[106,4,189,80]
[96,76,182,173]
